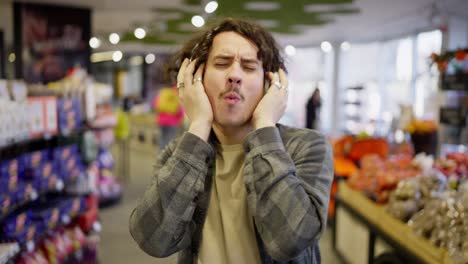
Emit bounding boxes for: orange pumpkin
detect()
[334,156,358,177]
[348,138,389,162]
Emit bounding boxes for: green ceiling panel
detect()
[120,0,359,45]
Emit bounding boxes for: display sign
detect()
[441,73,468,91]
[14,3,91,83]
[439,107,463,127]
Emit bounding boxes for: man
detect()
[129,18,334,264]
[306,88,321,129]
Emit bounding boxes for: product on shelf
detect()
[347,153,422,203]
[1,70,107,263]
[408,183,467,263]
[386,170,447,221]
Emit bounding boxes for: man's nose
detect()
[227,65,242,86]
[228,76,242,85]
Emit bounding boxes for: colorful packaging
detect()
[3,211,30,235]
[0,195,12,217]
[21,150,49,171]
[0,159,19,178]
[51,144,78,163]
[11,182,37,204]
[30,206,61,230]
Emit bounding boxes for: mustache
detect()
[219,87,245,100]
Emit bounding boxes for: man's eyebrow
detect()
[213,55,233,60]
[213,55,259,63]
[241,58,260,65]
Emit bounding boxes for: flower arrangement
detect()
[431,48,468,74]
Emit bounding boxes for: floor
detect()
[97,140,341,264]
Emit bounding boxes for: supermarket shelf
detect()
[0,129,85,161]
[332,182,452,264]
[0,178,73,224]
[98,192,123,209]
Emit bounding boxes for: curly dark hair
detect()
[165,17,286,83]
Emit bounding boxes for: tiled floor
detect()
[98,142,341,264]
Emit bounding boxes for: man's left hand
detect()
[252,69,289,130]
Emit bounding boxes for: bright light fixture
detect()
[109,33,120,45]
[321,41,332,53]
[341,41,351,51]
[285,45,296,56]
[191,16,205,28]
[89,37,101,49]
[8,53,15,62]
[145,53,156,64]
[205,1,218,13]
[112,51,123,62]
[134,28,146,39]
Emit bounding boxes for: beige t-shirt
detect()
[197,144,261,264]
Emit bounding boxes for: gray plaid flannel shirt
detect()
[129,124,334,264]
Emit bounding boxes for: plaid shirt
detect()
[129,124,334,264]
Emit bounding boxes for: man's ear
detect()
[263,77,270,95]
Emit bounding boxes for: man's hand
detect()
[251,69,289,130]
[177,58,213,141]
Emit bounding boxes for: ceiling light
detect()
[134,28,146,39]
[89,37,101,49]
[145,53,156,64]
[191,15,205,28]
[112,51,123,62]
[341,41,351,51]
[8,53,15,62]
[321,41,332,53]
[205,1,218,13]
[109,33,120,45]
[285,45,296,56]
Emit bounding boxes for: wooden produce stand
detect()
[332,182,453,264]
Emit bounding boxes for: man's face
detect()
[203,31,265,129]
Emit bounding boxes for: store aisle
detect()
[98,146,177,264]
[98,141,340,264]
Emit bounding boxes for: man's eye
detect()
[244,66,256,71]
[215,63,228,67]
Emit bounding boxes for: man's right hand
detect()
[177,58,213,142]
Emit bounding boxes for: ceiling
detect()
[4,0,468,52]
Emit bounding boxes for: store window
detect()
[282,47,329,129]
[338,30,442,135]
[415,30,442,118]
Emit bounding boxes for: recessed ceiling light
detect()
[89,37,101,49]
[321,41,332,53]
[145,53,156,64]
[205,1,218,13]
[191,15,205,28]
[285,45,296,56]
[134,28,146,39]
[341,41,351,51]
[112,51,123,62]
[109,33,120,45]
